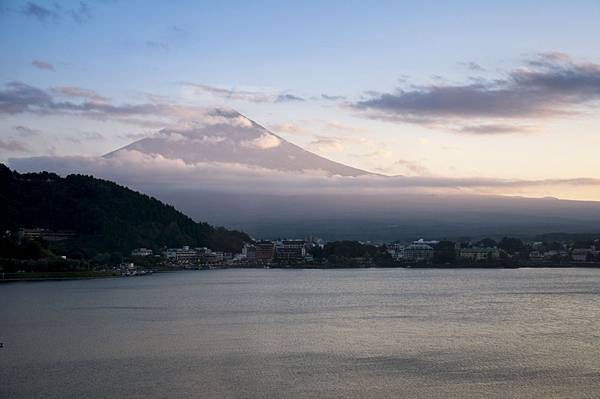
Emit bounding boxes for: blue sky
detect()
[2,1,600,199]
[3,1,599,93]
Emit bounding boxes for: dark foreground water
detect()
[1,268,599,398]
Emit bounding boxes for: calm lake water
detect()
[1,268,599,398]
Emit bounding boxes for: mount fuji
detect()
[105,110,372,177]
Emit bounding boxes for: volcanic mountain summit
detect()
[105,111,371,177]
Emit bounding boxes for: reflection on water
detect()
[1,268,599,398]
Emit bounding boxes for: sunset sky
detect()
[2,1,600,200]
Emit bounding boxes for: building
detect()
[131,248,153,257]
[459,247,500,261]
[571,248,592,262]
[529,250,544,261]
[255,241,275,262]
[242,244,256,261]
[387,243,404,260]
[164,246,199,263]
[401,243,434,261]
[275,240,306,261]
[207,252,224,263]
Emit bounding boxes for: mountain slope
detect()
[105,110,372,176]
[0,164,249,256]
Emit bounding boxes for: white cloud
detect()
[10,150,600,199]
[241,133,282,149]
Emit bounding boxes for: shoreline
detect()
[3,263,600,282]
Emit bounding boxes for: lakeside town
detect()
[119,235,600,275]
[138,236,600,269]
[3,227,600,281]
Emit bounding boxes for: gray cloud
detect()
[0,81,254,130]
[83,131,104,140]
[22,2,59,22]
[183,82,273,103]
[64,131,104,144]
[69,1,91,24]
[353,53,600,131]
[0,139,30,153]
[51,86,108,102]
[14,125,41,137]
[275,94,305,103]
[460,61,485,72]
[32,59,54,70]
[322,94,346,101]
[0,82,51,114]
[21,1,91,24]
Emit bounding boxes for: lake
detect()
[1,268,599,398]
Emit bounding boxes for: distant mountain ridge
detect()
[105,110,372,177]
[0,164,249,257]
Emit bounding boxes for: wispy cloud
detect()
[275,94,305,103]
[69,1,91,24]
[456,124,534,135]
[0,81,254,130]
[146,40,169,50]
[325,120,364,133]
[32,59,54,70]
[51,86,108,102]
[183,82,273,103]
[21,2,59,22]
[182,82,304,103]
[14,125,40,137]
[459,61,485,72]
[322,94,346,101]
[269,122,312,135]
[21,1,92,24]
[63,131,104,144]
[389,159,429,176]
[0,139,30,153]
[353,53,600,133]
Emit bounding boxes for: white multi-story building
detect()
[401,243,434,261]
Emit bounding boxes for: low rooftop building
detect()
[459,247,499,261]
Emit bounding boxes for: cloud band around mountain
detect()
[8,150,600,199]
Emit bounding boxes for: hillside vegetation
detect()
[0,164,249,260]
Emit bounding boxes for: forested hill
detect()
[0,164,249,257]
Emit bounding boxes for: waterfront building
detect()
[571,248,593,262]
[275,239,306,261]
[131,248,153,256]
[255,241,275,262]
[164,246,199,263]
[459,247,500,261]
[402,243,434,261]
[242,244,256,261]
